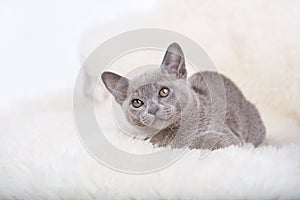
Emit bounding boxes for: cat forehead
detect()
[129,69,175,90]
[131,83,160,97]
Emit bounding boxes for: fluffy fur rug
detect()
[0,93,299,199]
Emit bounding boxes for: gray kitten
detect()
[101,43,266,150]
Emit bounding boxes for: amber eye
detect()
[159,87,170,97]
[132,99,144,108]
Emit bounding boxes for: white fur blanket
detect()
[0,94,299,199]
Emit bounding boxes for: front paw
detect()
[190,130,242,150]
[150,132,174,147]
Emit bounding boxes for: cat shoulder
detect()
[188,71,220,95]
[188,71,242,97]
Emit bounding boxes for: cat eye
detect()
[159,87,170,97]
[132,99,144,108]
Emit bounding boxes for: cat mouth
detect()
[155,114,173,120]
[151,116,173,128]
[138,113,174,128]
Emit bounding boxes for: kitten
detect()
[101,43,266,150]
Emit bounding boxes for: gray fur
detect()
[101,43,266,150]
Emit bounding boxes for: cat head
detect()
[101,43,190,132]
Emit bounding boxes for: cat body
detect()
[101,43,265,150]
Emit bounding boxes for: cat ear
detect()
[101,71,129,105]
[161,43,187,79]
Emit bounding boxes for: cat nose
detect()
[148,104,159,115]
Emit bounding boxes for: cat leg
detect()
[149,130,175,148]
[214,128,243,150]
[190,128,242,150]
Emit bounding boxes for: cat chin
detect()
[155,115,173,121]
[132,118,168,131]
[146,118,172,130]
[139,113,173,126]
